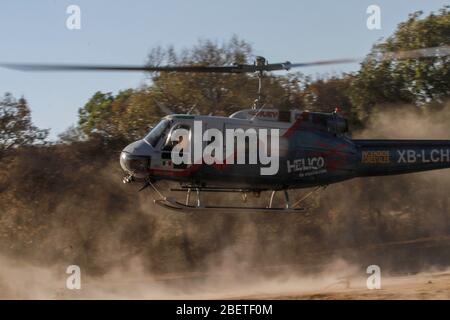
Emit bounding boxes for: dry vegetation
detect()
[1,104,450,284]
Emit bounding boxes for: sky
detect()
[0,0,448,139]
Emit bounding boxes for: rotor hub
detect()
[255,56,267,68]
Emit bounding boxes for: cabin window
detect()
[161,124,191,159]
[144,119,170,147]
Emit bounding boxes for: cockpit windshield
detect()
[144,119,171,147]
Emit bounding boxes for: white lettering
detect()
[171,121,280,175]
[366,265,381,289]
[66,5,81,30]
[366,5,381,30]
[66,265,81,290]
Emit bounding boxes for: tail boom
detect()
[354,139,450,177]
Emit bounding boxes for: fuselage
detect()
[120,109,450,191]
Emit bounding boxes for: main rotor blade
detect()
[288,45,450,69]
[0,60,347,73]
[0,63,247,73]
[1,46,448,73]
[376,45,450,61]
[289,58,359,69]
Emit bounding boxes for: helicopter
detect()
[2,46,450,213]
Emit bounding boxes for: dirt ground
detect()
[4,242,450,300]
[45,263,450,300]
[233,271,450,300]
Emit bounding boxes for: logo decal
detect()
[362,150,390,164]
[287,157,326,177]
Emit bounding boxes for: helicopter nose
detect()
[120,140,153,178]
[120,151,151,176]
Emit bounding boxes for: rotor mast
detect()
[253,56,266,110]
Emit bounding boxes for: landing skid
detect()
[154,197,307,214]
[144,180,326,214]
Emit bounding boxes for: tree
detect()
[78,89,163,144]
[77,36,306,143]
[0,93,48,154]
[57,125,85,144]
[302,75,359,125]
[147,36,277,115]
[350,7,450,121]
[78,91,116,140]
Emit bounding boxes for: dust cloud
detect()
[0,253,364,299]
[1,103,450,299]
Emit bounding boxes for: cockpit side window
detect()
[161,123,191,160]
[163,124,191,149]
[144,119,170,147]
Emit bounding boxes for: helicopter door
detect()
[161,123,191,169]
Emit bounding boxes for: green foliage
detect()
[350,7,450,121]
[78,89,162,144]
[0,93,48,154]
[78,91,119,140]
